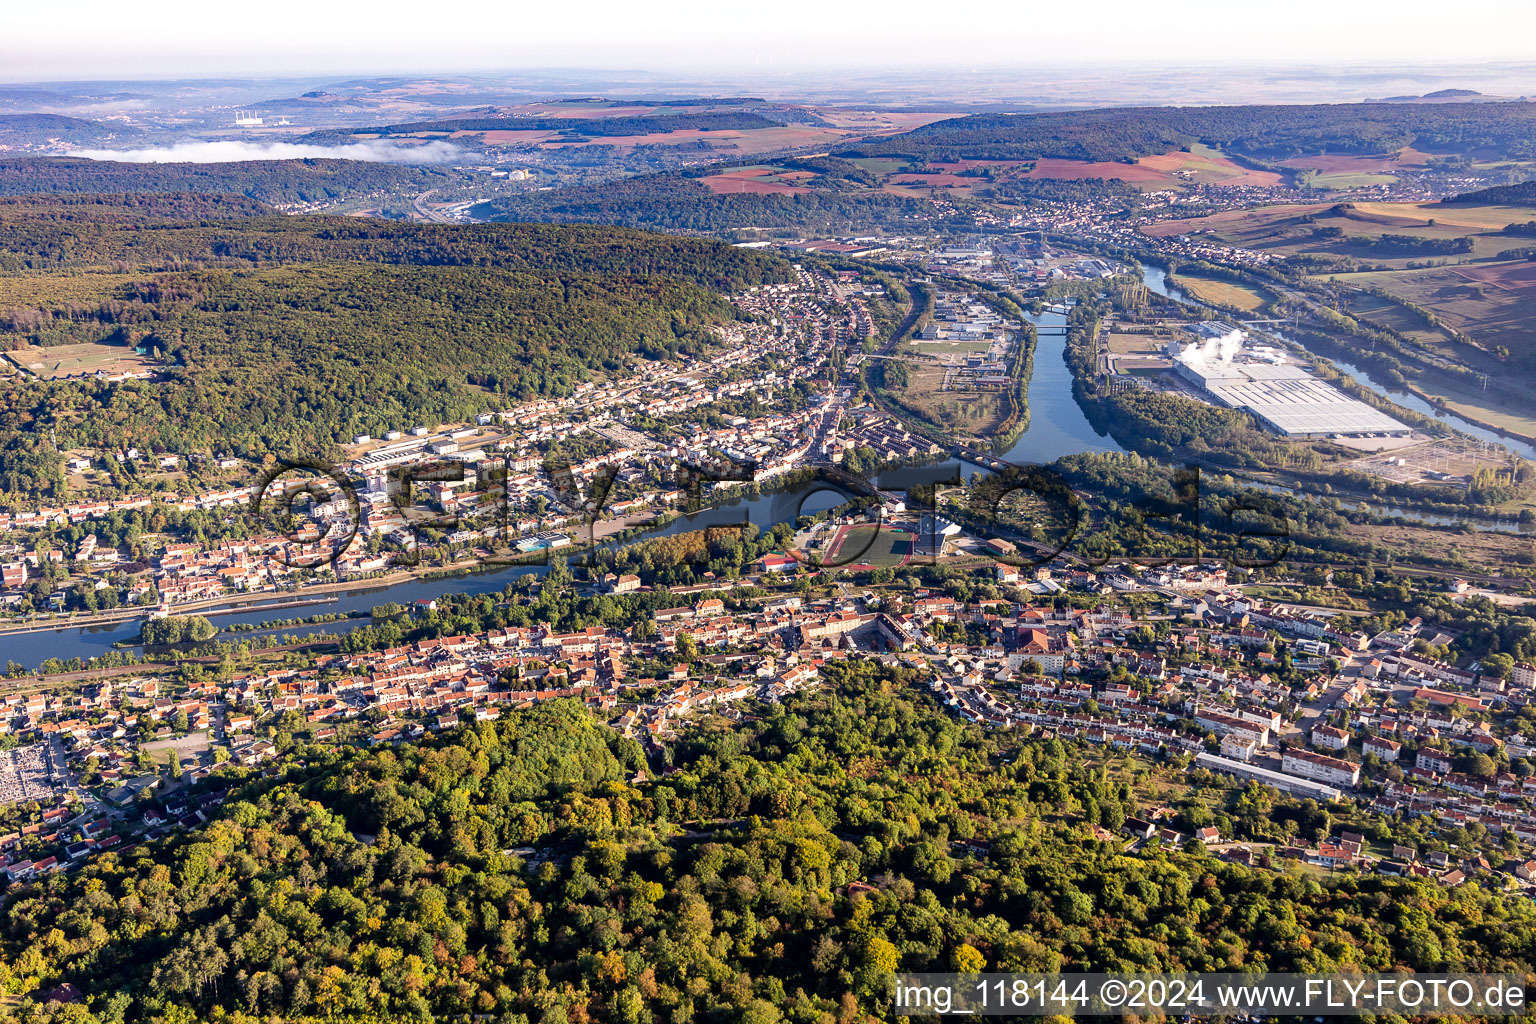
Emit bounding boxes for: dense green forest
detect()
[10,263,735,455]
[840,101,1536,163]
[0,158,448,205]
[0,191,272,227]
[0,199,791,490]
[0,199,788,282]
[475,174,944,234]
[4,665,1534,1024]
[1358,233,1474,256]
[1445,179,1536,208]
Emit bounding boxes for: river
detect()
[998,304,1126,464]
[1142,264,1534,532]
[7,273,1520,668]
[1140,265,1536,461]
[4,488,858,669]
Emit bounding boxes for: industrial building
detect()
[1170,324,1411,439]
[1195,752,1343,800]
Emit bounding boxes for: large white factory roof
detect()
[1177,358,1410,438]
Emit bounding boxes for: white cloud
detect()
[64,140,465,164]
[8,0,1536,79]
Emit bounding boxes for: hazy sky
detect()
[8,0,1536,80]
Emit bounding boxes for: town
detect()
[5,489,1536,894]
[4,232,1536,904]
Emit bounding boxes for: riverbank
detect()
[0,561,515,642]
[1402,382,1536,448]
[1141,260,1536,460]
[0,504,686,644]
[0,475,865,670]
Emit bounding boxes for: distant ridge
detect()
[1442,178,1536,207]
[305,111,785,142]
[0,112,136,143]
[0,156,445,205]
[1381,88,1493,103]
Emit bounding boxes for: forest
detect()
[0,199,791,492]
[3,663,1535,1024]
[0,158,449,205]
[1359,234,1474,256]
[1445,180,1536,207]
[474,175,943,235]
[839,101,1536,163]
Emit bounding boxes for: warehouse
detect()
[1173,348,1410,439]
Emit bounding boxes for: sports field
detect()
[6,342,155,380]
[824,524,913,569]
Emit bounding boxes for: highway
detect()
[411,189,453,223]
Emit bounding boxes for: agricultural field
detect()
[699,165,814,195]
[1105,331,1166,356]
[1351,201,1536,231]
[1330,267,1536,438]
[1276,147,1432,176]
[1339,290,1452,348]
[514,125,844,155]
[1143,200,1536,263]
[1142,202,1328,245]
[1019,146,1282,189]
[1313,172,1400,189]
[1276,147,1536,195]
[1274,148,1492,192]
[812,109,957,134]
[881,174,994,199]
[1023,157,1172,184]
[1413,375,1536,439]
[1103,327,1176,376]
[1167,271,1274,312]
[1140,144,1285,187]
[1331,259,1536,359]
[846,156,912,175]
[438,123,855,156]
[431,103,956,160]
[837,145,1291,197]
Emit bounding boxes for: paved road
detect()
[411,189,452,223]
